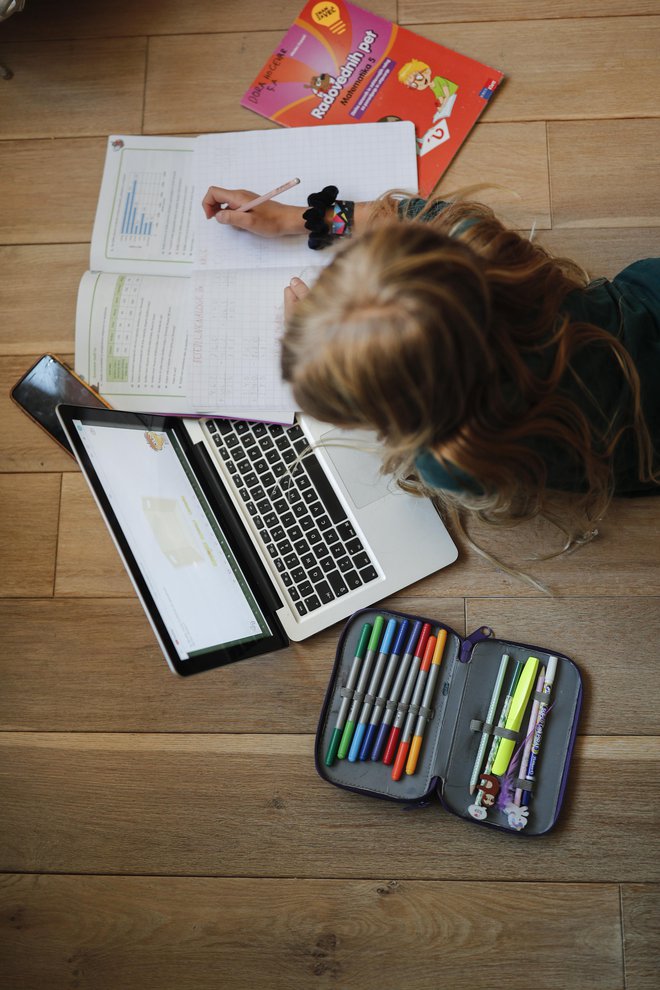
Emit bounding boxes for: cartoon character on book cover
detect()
[241,1,503,196]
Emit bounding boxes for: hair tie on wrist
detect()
[332,199,354,238]
[303,184,337,250]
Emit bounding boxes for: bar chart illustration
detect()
[104,148,195,267]
[118,171,161,241]
[121,175,156,238]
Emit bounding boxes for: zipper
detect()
[459,625,494,662]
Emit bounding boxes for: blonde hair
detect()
[398,59,429,83]
[281,195,657,559]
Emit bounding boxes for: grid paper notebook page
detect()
[189,123,418,419]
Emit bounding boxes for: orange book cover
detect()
[241,1,504,196]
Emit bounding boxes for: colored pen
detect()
[392,633,437,781]
[236,177,301,212]
[324,622,372,766]
[358,619,409,761]
[475,658,524,806]
[370,620,421,761]
[337,615,385,760]
[521,655,558,805]
[513,666,546,805]
[348,617,398,762]
[406,628,448,775]
[469,652,510,794]
[491,656,540,776]
[382,622,431,765]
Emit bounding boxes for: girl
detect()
[202,185,660,558]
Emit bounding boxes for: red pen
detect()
[382,622,431,765]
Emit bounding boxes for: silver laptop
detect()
[58,404,457,676]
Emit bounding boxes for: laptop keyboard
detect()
[205,419,379,616]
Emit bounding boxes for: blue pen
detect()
[370,620,422,761]
[348,617,398,762]
[358,619,409,760]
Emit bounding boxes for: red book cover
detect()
[241,1,504,196]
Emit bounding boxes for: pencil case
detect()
[315,607,583,836]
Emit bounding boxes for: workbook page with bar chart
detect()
[77,124,418,419]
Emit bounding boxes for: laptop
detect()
[57,405,457,676]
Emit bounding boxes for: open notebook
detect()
[75,123,419,422]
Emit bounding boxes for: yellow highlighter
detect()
[491,656,540,776]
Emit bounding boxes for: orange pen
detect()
[405,629,448,775]
[391,632,437,781]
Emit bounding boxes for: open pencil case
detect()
[315,607,583,836]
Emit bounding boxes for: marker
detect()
[370,620,421,761]
[406,628,448,775]
[382,623,431,765]
[469,652,510,794]
[348,617,398,762]
[513,666,546,805]
[337,615,385,760]
[492,656,540,776]
[521,656,558,805]
[358,619,409,761]
[474,658,524,807]
[236,177,301,212]
[392,633,437,781]
[324,622,371,766]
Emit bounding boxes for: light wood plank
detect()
[55,474,133,597]
[0,596,465,732]
[435,121,550,229]
[145,32,281,135]
[402,0,658,21]
[538,228,660,281]
[416,17,660,123]
[1,356,76,473]
[55,473,660,601]
[1,733,657,882]
[0,139,107,245]
[0,247,85,356]
[466,598,660,735]
[0,39,146,140]
[0,874,623,990]
[0,0,397,40]
[621,884,660,990]
[416,495,660,598]
[549,120,660,229]
[0,474,60,597]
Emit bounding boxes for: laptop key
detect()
[274,558,285,573]
[304,594,321,612]
[317,515,332,531]
[289,525,303,542]
[301,552,316,570]
[337,521,356,541]
[300,516,315,532]
[235,421,249,434]
[257,499,271,516]
[283,553,299,570]
[315,580,335,604]
[265,544,278,558]
[295,601,307,616]
[299,580,314,597]
[346,537,364,555]
[337,556,352,573]
[321,555,336,573]
[308,566,324,583]
[291,567,306,583]
[282,573,293,587]
[280,511,296,528]
[246,501,257,516]
[327,570,349,596]
[292,502,307,519]
[289,586,299,600]
[270,525,286,543]
[253,423,267,437]
[360,565,379,583]
[325,528,340,545]
[344,569,363,590]
[301,454,347,524]
[264,512,278,528]
[277,539,293,556]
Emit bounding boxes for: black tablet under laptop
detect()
[57,404,457,676]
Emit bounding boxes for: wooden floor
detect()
[1,1,659,987]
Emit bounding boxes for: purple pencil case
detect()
[315,606,583,836]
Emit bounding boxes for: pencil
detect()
[237,177,301,212]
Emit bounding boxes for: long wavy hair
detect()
[281,194,657,557]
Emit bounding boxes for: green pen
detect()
[336,616,385,761]
[324,623,372,766]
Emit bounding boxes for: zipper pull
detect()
[460,625,494,662]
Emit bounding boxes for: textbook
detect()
[241,0,504,197]
[75,122,418,422]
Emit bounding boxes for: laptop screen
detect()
[71,415,277,667]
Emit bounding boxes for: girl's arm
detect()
[201,186,372,237]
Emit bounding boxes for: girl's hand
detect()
[284,276,309,320]
[202,186,305,237]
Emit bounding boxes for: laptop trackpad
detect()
[319,428,391,509]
